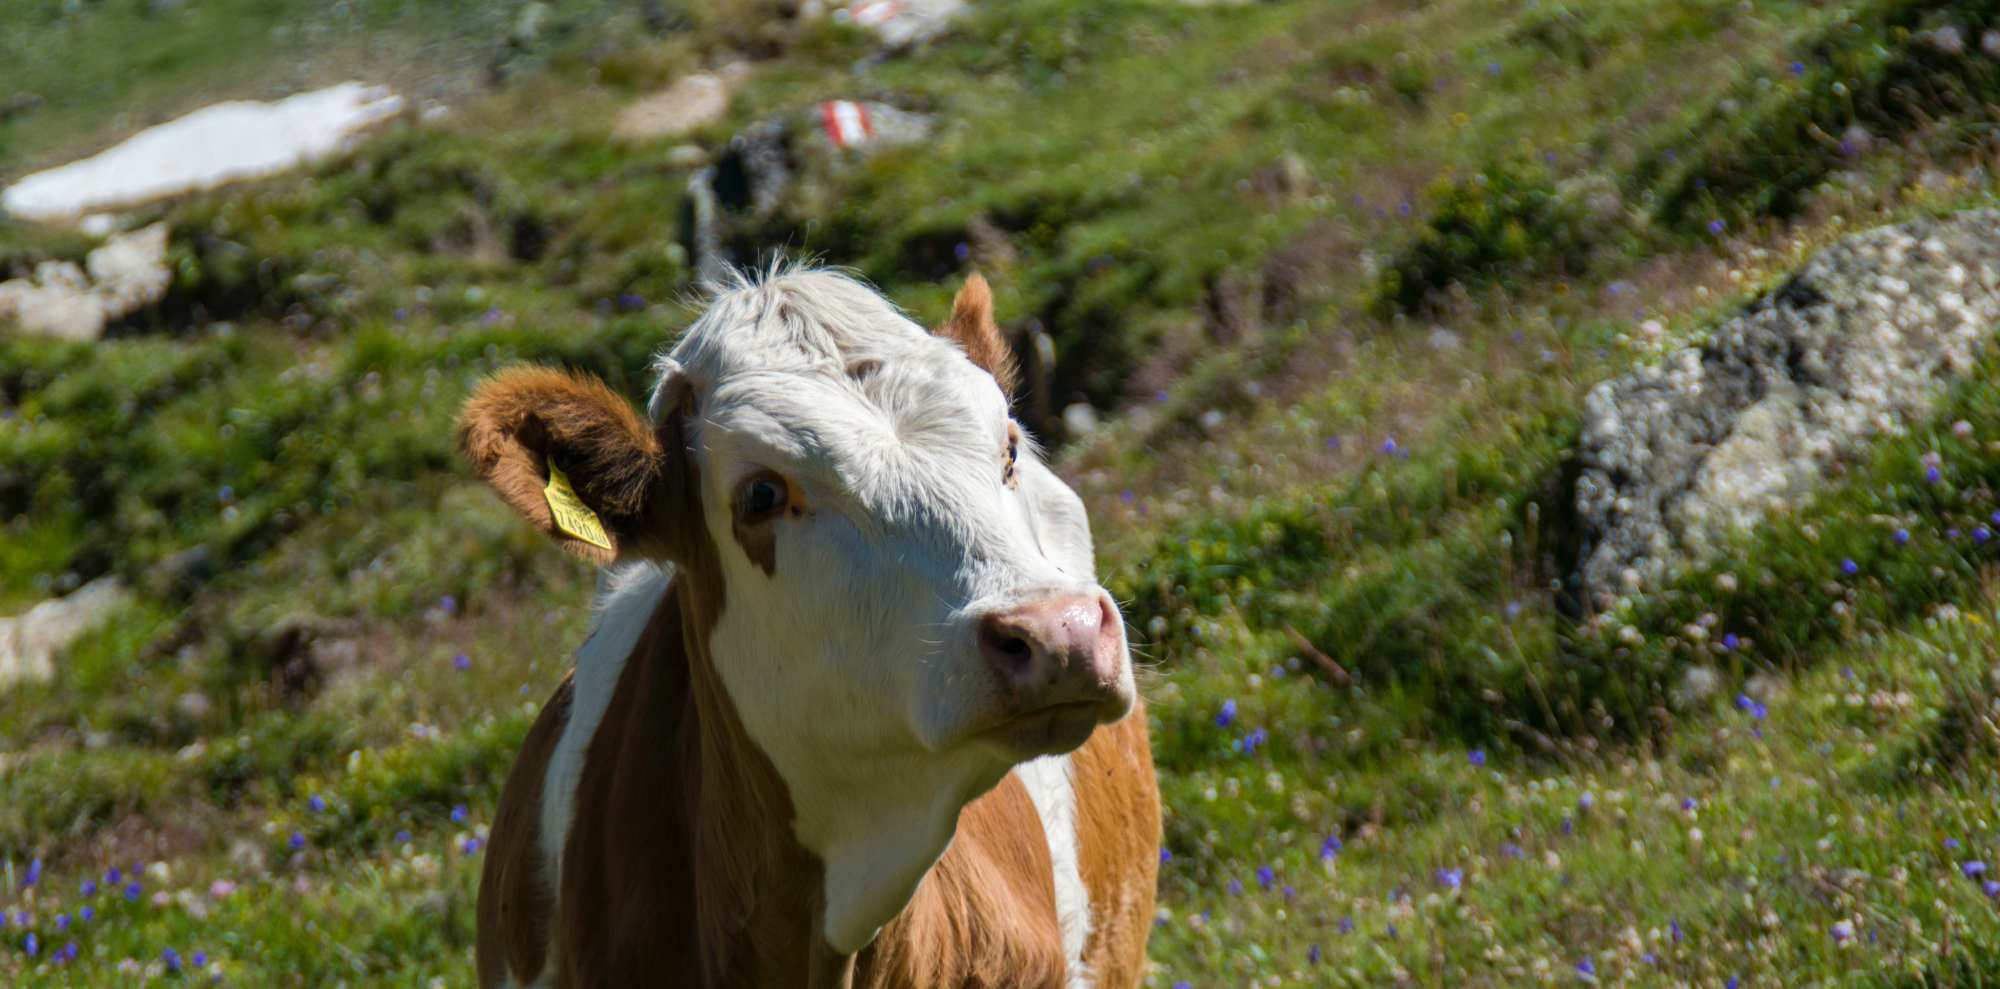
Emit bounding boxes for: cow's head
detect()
[458,268,1134,952]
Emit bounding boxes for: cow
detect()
[455,266,1160,989]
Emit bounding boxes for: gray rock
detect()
[0,576,133,688]
[1577,210,2000,592]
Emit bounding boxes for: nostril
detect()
[996,635,1031,656]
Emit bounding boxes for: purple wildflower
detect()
[79,907,93,923]
[1577,957,1596,977]
[1895,528,1910,545]
[1563,817,1575,836]
[1469,749,1486,766]
[163,947,181,972]
[1326,436,1340,450]
[1790,62,1806,75]
[289,831,307,851]
[1257,866,1275,889]
[24,933,36,957]
[1309,944,1322,964]
[1707,219,1726,235]
[1241,727,1268,753]
[1501,843,1524,858]
[1227,878,1243,895]
[192,950,207,967]
[79,879,94,897]
[1728,977,1741,989]
[1437,869,1463,890]
[309,794,326,813]
[1321,836,1343,861]
[1381,438,1397,455]
[1841,559,1858,576]
[23,858,40,886]
[1948,838,1962,850]
[1928,465,1942,484]
[1963,861,1987,879]
[1979,527,1992,544]
[54,914,67,931]
[1215,700,1237,729]
[1751,703,1768,721]
[1720,633,1739,651]
[1159,848,1172,864]
[452,804,469,824]
[1832,919,1855,942]
[1737,693,1754,711]
[124,880,141,901]
[1682,797,1698,813]
[396,830,411,843]
[453,653,471,672]
[105,868,120,885]
[1578,792,1595,811]
[1338,917,1355,934]
[440,595,457,614]
[1671,920,1684,942]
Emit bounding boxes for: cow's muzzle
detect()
[975,592,1132,756]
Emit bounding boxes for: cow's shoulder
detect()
[477,671,575,988]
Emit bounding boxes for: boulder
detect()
[613,63,753,142]
[0,577,133,689]
[1577,210,2000,593]
[0,223,171,340]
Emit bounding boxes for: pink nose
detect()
[977,594,1124,698]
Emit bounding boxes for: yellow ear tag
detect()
[543,460,614,551]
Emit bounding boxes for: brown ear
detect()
[457,366,669,566]
[937,274,1018,394]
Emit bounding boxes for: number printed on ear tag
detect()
[543,460,614,551]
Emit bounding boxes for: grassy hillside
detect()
[10,0,2000,985]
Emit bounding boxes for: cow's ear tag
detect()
[543,460,614,551]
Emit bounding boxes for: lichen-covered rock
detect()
[1577,210,2000,593]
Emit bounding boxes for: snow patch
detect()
[2,83,403,222]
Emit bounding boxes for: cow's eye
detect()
[737,472,791,522]
[1003,425,1020,489]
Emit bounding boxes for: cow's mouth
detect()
[979,700,1107,758]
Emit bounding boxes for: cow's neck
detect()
[699,576,1017,958]
[666,573,860,988]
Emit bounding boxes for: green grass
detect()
[13,0,2000,984]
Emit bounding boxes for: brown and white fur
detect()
[458,268,1160,989]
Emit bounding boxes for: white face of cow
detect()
[660,271,1133,950]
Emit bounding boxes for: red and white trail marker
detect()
[820,100,873,148]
